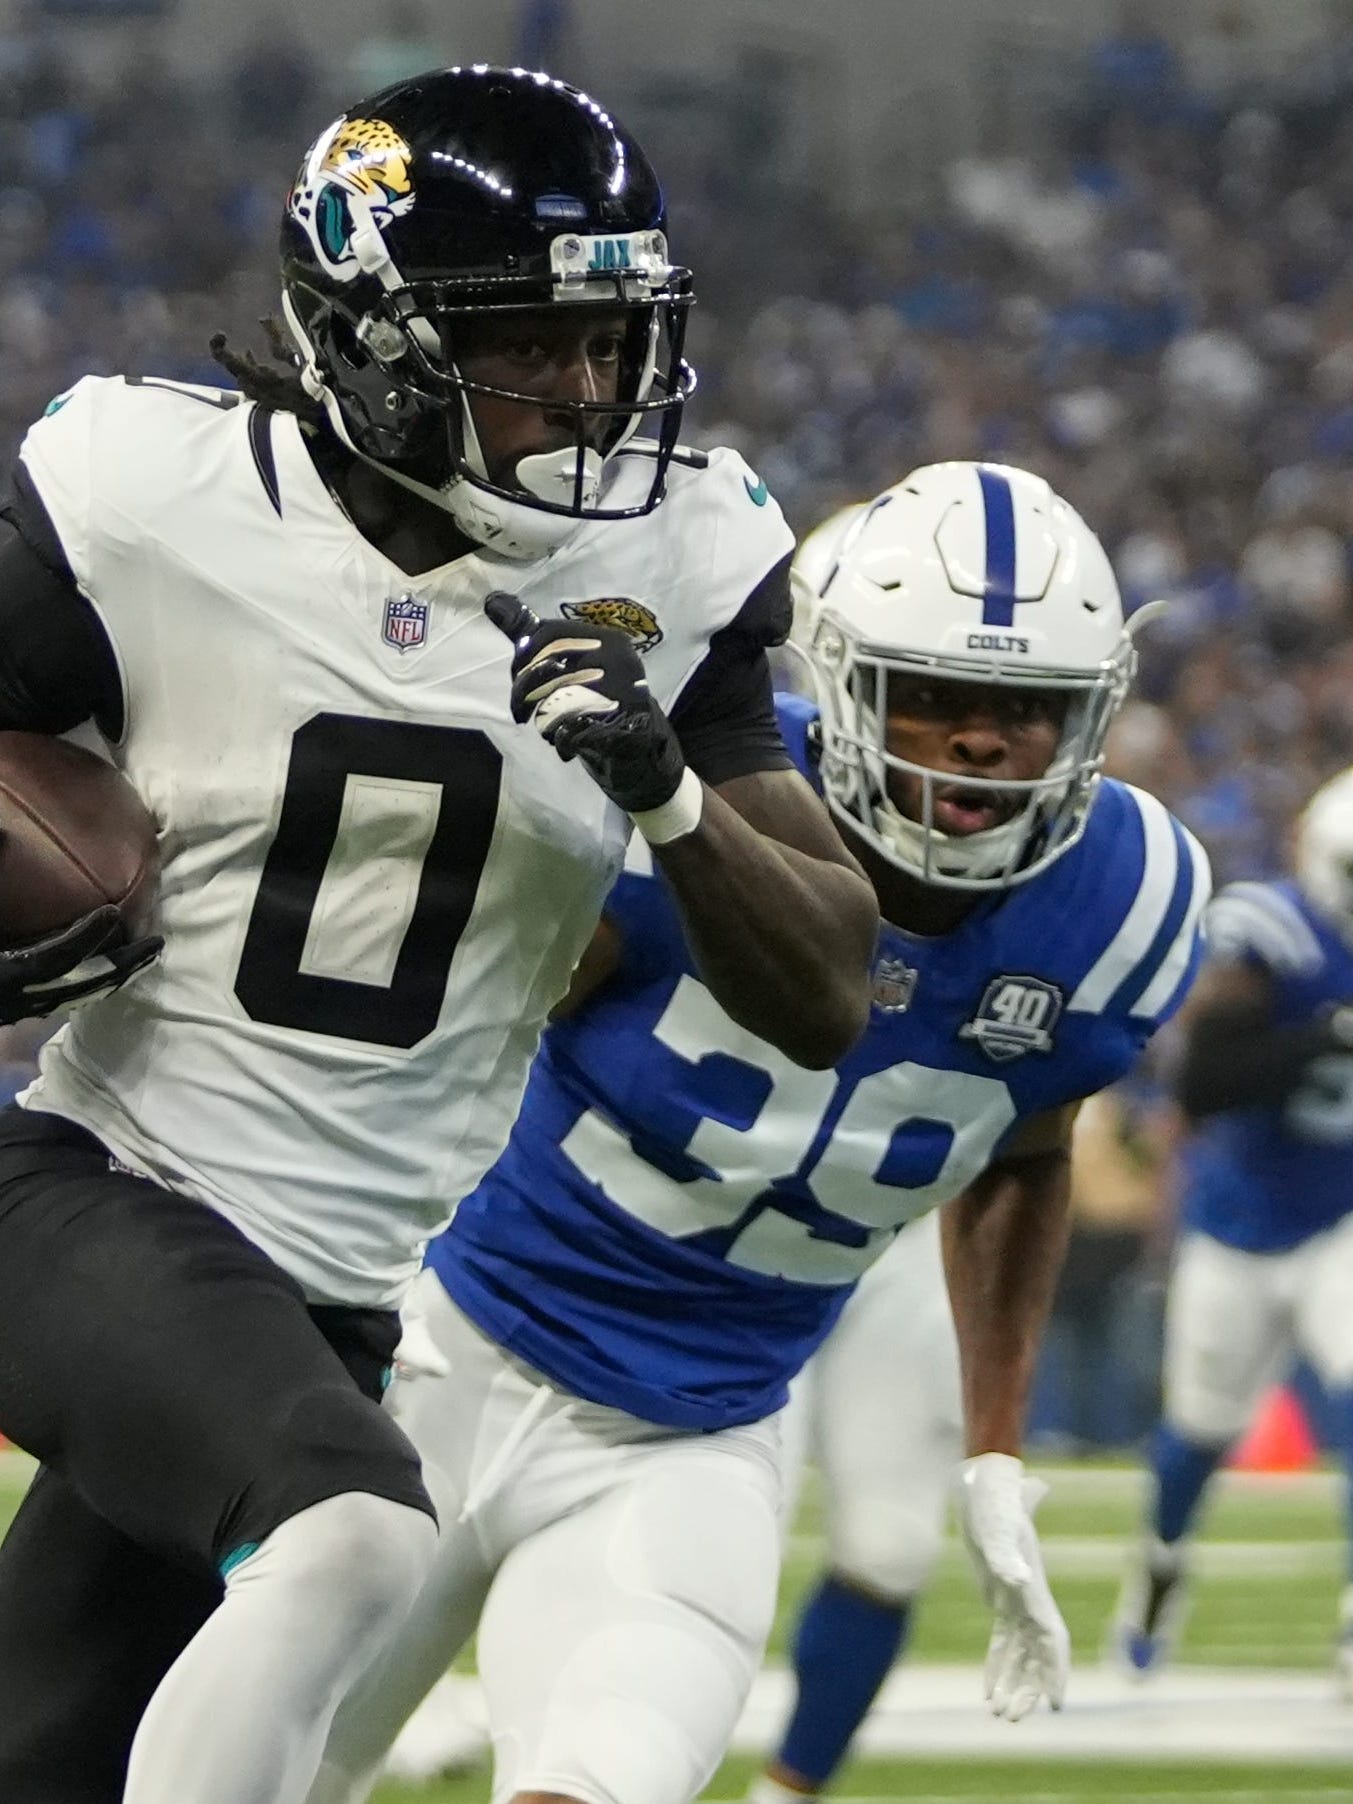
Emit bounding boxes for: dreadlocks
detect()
[209,318,324,426]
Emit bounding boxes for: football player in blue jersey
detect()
[1112,767,1353,1691]
[309,462,1210,1804]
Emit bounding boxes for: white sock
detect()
[748,1777,820,1804]
[123,1492,437,1804]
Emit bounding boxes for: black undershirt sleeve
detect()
[668,552,795,787]
[0,464,123,738]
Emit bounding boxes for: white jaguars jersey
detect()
[16,375,793,1305]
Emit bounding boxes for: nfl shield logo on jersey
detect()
[871,955,918,1013]
[382,593,428,651]
[960,975,1063,1061]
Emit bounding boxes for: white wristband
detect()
[632,767,704,846]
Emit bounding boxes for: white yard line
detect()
[1032,1464,1340,1502]
[1035,1538,1336,1576]
[732,1665,1353,1763]
[786,1534,1339,1575]
[408,1666,1353,1765]
[708,1794,1353,1803]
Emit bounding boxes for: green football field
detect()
[2,1454,1349,1802]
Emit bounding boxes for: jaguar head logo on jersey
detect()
[560,598,664,652]
[288,116,416,280]
[382,593,428,651]
[960,976,1063,1061]
[794,463,1144,893]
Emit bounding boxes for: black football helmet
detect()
[280,65,696,557]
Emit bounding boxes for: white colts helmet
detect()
[797,461,1136,890]
[1295,766,1353,934]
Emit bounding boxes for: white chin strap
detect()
[516,445,603,510]
[383,450,602,562]
[442,397,604,560]
[322,401,597,560]
[874,794,1031,883]
[282,292,609,562]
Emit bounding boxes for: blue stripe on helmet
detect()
[976,466,1017,626]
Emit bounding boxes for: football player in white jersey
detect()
[307,463,1208,1804]
[0,68,879,1804]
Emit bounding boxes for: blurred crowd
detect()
[689,23,1353,890]
[1,5,1351,1447]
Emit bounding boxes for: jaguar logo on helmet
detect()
[288,115,416,280]
[560,599,664,652]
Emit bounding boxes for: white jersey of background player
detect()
[310,461,1208,1804]
[0,69,878,1804]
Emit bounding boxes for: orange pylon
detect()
[1228,1384,1319,1472]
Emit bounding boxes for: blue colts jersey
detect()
[1181,880,1353,1252]
[428,696,1209,1430]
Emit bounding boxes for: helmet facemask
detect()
[811,622,1136,891]
[283,230,694,559]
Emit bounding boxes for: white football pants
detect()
[1164,1213,1353,1443]
[310,1269,785,1804]
[783,1208,964,1600]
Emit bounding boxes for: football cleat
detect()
[1109,1536,1189,1680]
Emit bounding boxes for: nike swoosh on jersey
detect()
[743,475,769,506]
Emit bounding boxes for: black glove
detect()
[0,904,163,1026]
[485,591,686,815]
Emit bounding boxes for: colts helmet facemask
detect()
[280,65,695,559]
[794,462,1140,891]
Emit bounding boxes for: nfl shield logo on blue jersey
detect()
[871,955,918,1013]
[960,975,1063,1061]
[382,593,428,651]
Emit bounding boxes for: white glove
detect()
[956,1452,1070,1721]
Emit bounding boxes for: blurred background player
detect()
[1035,1076,1176,1456]
[308,460,1208,1804]
[1112,765,1353,1690]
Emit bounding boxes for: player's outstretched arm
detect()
[486,592,877,1068]
[942,1107,1078,1720]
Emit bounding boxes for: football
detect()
[0,732,159,946]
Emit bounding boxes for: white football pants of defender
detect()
[1164,1214,1353,1444]
[783,1209,964,1600]
[308,1267,785,1804]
